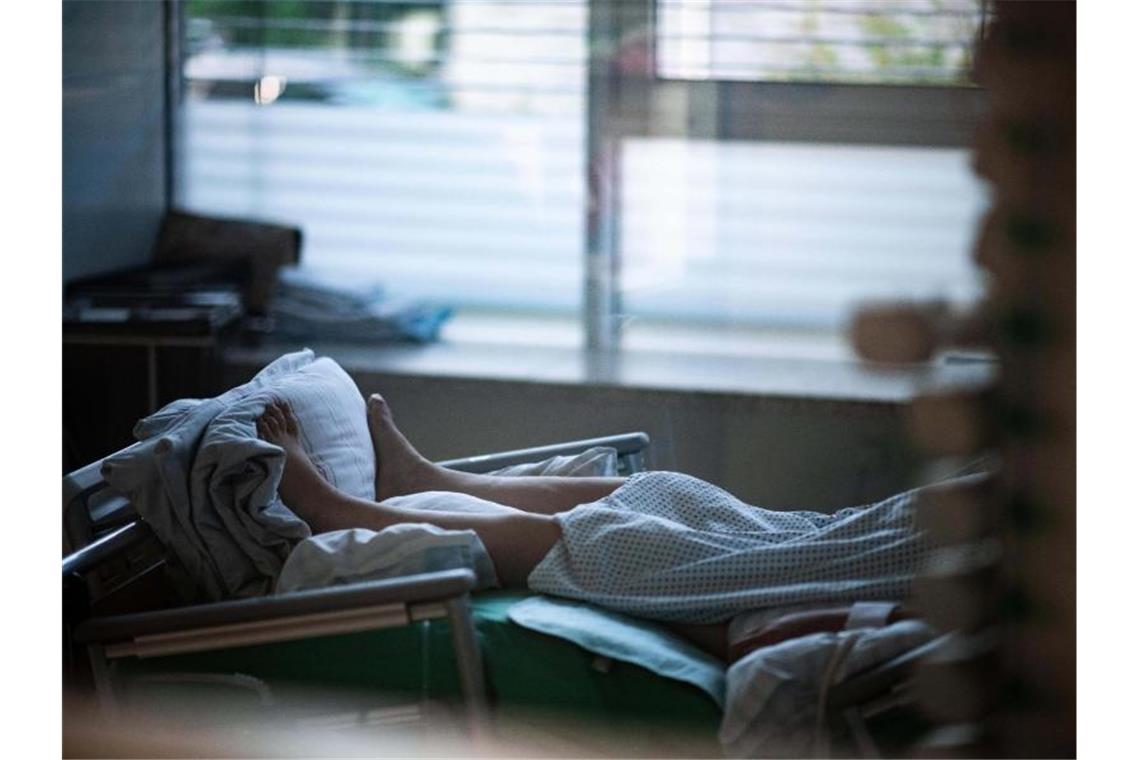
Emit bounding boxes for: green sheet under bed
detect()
[117,591,722,737]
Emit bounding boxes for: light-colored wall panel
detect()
[223,361,918,510]
[63,0,168,283]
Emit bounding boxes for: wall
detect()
[223,362,920,511]
[62,0,168,283]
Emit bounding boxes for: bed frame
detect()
[62,429,945,755]
[62,432,652,737]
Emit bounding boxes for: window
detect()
[178,0,587,315]
[175,0,987,353]
[657,0,981,83]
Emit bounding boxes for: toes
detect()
[258,413,280,441]
[259,400,287,440]
[266,400,286,427]
[367,396,381,423]
[367,394,390,425]
[277,399,300,435]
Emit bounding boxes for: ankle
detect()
[413,458,449,488]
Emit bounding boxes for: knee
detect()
[495,514,561,587]
[528,512,562,542]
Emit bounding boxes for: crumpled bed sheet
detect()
[276,523,500,593]
[101,351,316,599]
[720,619,937,758]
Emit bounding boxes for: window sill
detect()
[223,314,994,405]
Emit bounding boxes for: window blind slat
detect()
[657,0,983,85]
[178,0,985,333]
[180,1,587,312]
[618,134,985,328]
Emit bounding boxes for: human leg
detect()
[366,394,626,515]
[262,402,744,659]
[257,401,561,587]
[666,622,729,662]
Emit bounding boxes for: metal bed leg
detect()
[87,643,119,717]
[445,596,488,737]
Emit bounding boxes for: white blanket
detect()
[100,352,509,601]
[102,352,315,599]
[101,357,623,602]
[276,524,499,593]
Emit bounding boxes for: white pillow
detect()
[132,348,315,441]
[267,357,375,502]
[191,351,609,512]
[206,356,375,504]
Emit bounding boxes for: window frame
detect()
[167,0,986,353]
[584,0,986,348]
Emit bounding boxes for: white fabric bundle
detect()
[103,350,377,598]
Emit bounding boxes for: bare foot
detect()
[366,393,437,501]
[257,399,330,512]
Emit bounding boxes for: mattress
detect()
[116,590,722,740]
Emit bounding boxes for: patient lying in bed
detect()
[257,395,926,661]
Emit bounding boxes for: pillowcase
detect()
[207,356,376,503]
[146,346,609,513]
[131,348,315,441]
[272,358,375,502]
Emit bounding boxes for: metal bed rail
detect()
[63,430,654,736]
[73,569,487,731]
[438,431,650,475]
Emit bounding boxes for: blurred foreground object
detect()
[62,689,718,759]
[850,1,1074,756]
[63,689,474,759]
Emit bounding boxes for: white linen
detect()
[102,350,316,599]
[487,446,618,477]
[719,620,936,758]
[101,347,623,601]
[276,525,499,593]
[276,356,375,500]
[380,490,521,516]
[102,349,376,598]
[209,355,376,503]
[277,490,544,591]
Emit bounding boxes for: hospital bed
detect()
[62,431,944,756]
[63,433,726,745]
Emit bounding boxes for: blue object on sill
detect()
[270,266,453,343]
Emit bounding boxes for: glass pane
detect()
[619,138,988,333]
[178,1,586,315]
[657,0,984,85]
